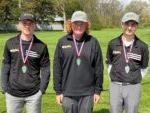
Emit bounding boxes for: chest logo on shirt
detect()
[26,50,40,58]
[62,44,72,49]
[10,48,19,53]
[127,53,141,61]
[113,50,121,54]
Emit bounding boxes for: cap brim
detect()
[122,19,139,23]
[19,17,35,22]
[71,19,88,22]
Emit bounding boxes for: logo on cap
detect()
[19,12,36,21]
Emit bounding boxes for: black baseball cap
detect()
[19,12,36,22]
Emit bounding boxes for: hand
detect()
[94,94,101,104]
[56,94,63,105]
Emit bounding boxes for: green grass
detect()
[0,28,150,113]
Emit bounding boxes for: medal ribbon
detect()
[122,38,134,63]
[20,37,33,64]
[73,37,85,57]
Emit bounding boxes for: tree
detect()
[97,0,122,28]
[0,0,55,24]
[0,0,19,24]
[79,0,102,30]
[19,0,55,23]
[125,0,150,27]
[54,0,82,31]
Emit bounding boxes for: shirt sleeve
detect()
[39,45,50,94]
[141,45,149,68]
[106,42,113,65]
[1,41,11,93]
[94,40,104,94]
[141,68,148,79]
[107,64,112,81]
[53,40,63,94]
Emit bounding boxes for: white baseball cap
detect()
[71,11,88,22]
[122,12,139,23]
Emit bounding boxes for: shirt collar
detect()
[117,33,139,48]
[67,32,89,42]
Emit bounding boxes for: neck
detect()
[21,34,33,41]
[122,34,134,42]
[72,34,83,41]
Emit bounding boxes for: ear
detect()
[86,21,91,33]
[121,22,124,28]
[17,22,21,31]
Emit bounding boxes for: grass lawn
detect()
[0,27,150,113]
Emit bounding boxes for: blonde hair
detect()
[66,19,91,34]
[17,21,36,31]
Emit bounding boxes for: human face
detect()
[71,21,88,39]
[121,21,138,38]
[19,20,36,37]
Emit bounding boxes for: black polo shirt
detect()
[106,34,149,84]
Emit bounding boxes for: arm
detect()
[94,40,104,95]
[40,45,50,94]
[141,45,149,79]
[141,68,148,79]
[53,40,63,95]
[53,40,64,105]
[107,64,112,81]
[106,43,113,81]
[1,42,11,93]
[106,42,113,65]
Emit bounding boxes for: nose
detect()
[128,25,132,29]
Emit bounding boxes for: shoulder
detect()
[107,36,121,49]
[109,37,120,44]
[33,35,47,47]
[135,37,148,49]
[85,34,99,44]
[57,34,71,44]
[5,35,19,46]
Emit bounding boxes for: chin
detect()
[76,32,84,35]
[24,31,32,34]
[125,32,134,36]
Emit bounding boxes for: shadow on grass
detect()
[94,108,109,113]
[142,82,150,85]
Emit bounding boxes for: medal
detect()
[20,36,33,73]
[73,37,85,66]
[76,58,81,66]
[125,65,130,74]
[122,38,134,74]
[22,65,27,73]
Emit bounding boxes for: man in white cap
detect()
[53,10,104,113]
[1,12,50,113]
[106,12,149,113]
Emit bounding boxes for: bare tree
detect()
[98,0,122,27]
[125,0,150,27]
